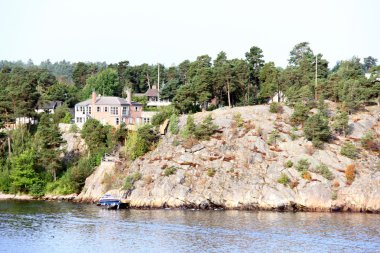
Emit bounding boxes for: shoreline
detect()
[1,193,379,214]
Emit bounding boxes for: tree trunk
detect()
[7,136,11,156]
[227,81,231,108]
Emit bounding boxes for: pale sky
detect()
[0,0,379,68]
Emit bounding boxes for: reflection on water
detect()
[0,200,379,253]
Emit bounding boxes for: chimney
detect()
[92,91,97,104]
[127,89,132,104]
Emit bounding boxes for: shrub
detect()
[123,176,134,190]
[315,164,334,180]
[332,111,349,136]
[151,106,178,126]
[232,112,244,127]
[277,173,290,185]
[360,131,379,151]
[296,159,310,172]
[133,172,142,181]
[207,168,216,177]
[69,124,79,133]
[169,114,179,134]
[301,171,312,180]
[284,160,293,168]
[345,164,356,185]
[181,115,196,138]
[268,129,280,145]
[194,115,218,140]
[331,191,338,200]
[290,127,298,140]
[164,166,177,176]
[125,125,158,160]
[304,112,331,148]
[269,102,283,114]
[340,142,358,159]
[290,103,309,126]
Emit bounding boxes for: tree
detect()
[288,42,314,66]
[332,110,349,136]
[9,149,39,193]
[245,46,265,102]
[213,51,233,107]
[80,118,109,153]
[290,103,310,126]
[34,114,65,180]
[259,62,280,101]
[81,68,121,99]
[363,56,378,73]
[304,112,331,147]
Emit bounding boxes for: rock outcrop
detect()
[80,105,380,212]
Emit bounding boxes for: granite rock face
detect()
[80,105,380,212]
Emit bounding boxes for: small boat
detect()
[97,194,122,210]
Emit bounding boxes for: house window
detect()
[116,118,119,125]
[97,107,100,112]
[129,117,133,124]
[122,107,128,115]
[135,106,138,111]
[76,107,79,112]
[111,107,119,115]
[88,106,91,115]
[104,106,108,112]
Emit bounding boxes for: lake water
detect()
[0,200,379,253]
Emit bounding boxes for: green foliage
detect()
[268,129,280,145]
[123,172,142,190]
[233,112,244,127]
[277,173,290,185]
[304,112,331,148]
[290,103,309,126]
[269,102,282,113]
[340,142,358,159]
[181,115,196,138]
[207,168,216,177]
[295,159,310,172]
[194,115,218,140]
[164,166,177,176]
[151,106,177,126]
[332,110,349,136]
[125,125,158,160]
[81,118,110,153]
[69,124,79,133]
[290,127,299,140]
[81,68,121,99]
[315,164,334,180]
[169,114,179,134]
[284,160,293,168]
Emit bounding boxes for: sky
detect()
[0,0,379,68]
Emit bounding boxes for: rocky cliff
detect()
[79,105,380,212]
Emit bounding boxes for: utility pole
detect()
[157,63,160,102]
[315,55,318,100]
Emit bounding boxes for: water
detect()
[0,201,379,253]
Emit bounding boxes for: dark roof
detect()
[38,100,63,110]
[145,89,158,97]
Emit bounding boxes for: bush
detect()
[340,142,358,159]
[69,124,79,133]
[125,125,158,160]
[151,106,178,126]
[169,114,179,134]
[277,173,290,185]
[290,103,309,126]
[207,168,216,177]
[269,102,283,114]
[301,171,312,180]
[345,164,356,185]
[304,112,331,148]
[296,159,310,172]
[232,113,244,127]
[268,129,280,145]
[194,115,218,141]
[360,131,379,151]
[181,115,196,138]
[332,111,349,136]
[284,160,293,168]
[123,172,142,190]
[164,166,177,176]
[315,164,334,180]
[290,127,298,140]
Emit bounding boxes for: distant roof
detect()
[75,96,142,106]
[145,88,158,97]
[38,100,63,110]
[133,93,146,97]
